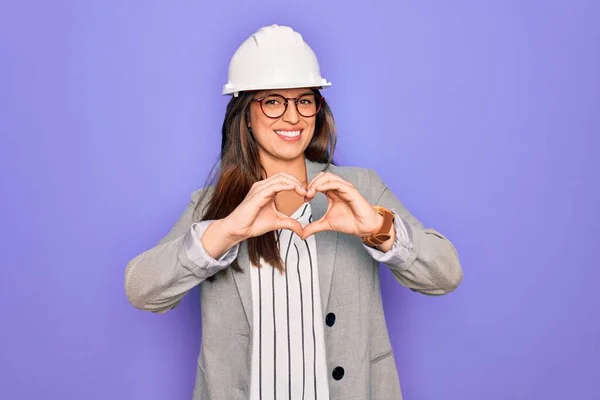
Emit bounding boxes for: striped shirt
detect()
[249,202,329,400]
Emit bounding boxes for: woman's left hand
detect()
[301,172,385,240]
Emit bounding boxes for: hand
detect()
[301,172,384,240]
[221,173,307,242]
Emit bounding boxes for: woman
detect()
[125,25,462,400]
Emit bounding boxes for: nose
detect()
[282,100,300,124]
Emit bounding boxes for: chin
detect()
[277,153,305,161]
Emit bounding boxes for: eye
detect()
[262,95,285,107]
[298,95,315,105]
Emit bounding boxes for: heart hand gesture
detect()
[223,172,307,241]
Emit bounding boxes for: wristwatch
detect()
[360,206,394,247]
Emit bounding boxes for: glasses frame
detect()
[251,92,324,119]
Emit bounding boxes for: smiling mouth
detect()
[275,130,302,138]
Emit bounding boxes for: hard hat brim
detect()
[222,80,332,96]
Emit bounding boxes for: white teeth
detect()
[275,130,301,137]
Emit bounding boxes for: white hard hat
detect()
[223,25,332,96]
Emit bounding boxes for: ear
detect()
[244,111,252,132]
[245,107,251,126]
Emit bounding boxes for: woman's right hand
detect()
[220,172,307,242]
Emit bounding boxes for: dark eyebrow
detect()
[265,91,315,98]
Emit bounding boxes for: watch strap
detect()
[361,206,394,247]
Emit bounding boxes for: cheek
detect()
[304,121,316,140]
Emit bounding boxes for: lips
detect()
[275,130,301,138]
[274,129,303,142]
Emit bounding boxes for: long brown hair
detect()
[194,89,337,276]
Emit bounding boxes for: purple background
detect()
[1,1,598,399]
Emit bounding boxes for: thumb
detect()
[301,218,330,240]
[276,217,304,238]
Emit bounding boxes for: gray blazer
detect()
[125,159,462,400]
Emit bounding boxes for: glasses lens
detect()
[261,95,286,118]
[297,94,319,117]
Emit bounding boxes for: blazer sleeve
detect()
[124,188,239,313]
[364,168,463,295]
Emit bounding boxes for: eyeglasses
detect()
[252,93,324,119]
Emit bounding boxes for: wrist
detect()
[372,213,385,236]
[215,217,245,246]
[200,218,243,260]
[360,213,384,238]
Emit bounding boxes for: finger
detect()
[307,172,342,189]
[252,177,307,198]
[276,172,307,188]
[306,176,353,200]
[307,172,352,194]
[252,177,307,200]
[301,218,331,240]
[251,182,305,208]
[275,217,304,238]
[259,180,307,198]
[314,181,354,196]
[249,177,285,195]
[318,181,373,214]
[254,172,306,191]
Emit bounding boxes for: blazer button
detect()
[332,366,345,381]
[325,313,336,327]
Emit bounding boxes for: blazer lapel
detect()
[306,159,339,315]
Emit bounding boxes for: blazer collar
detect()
[306,158,339,317]
[232,157,339,333]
